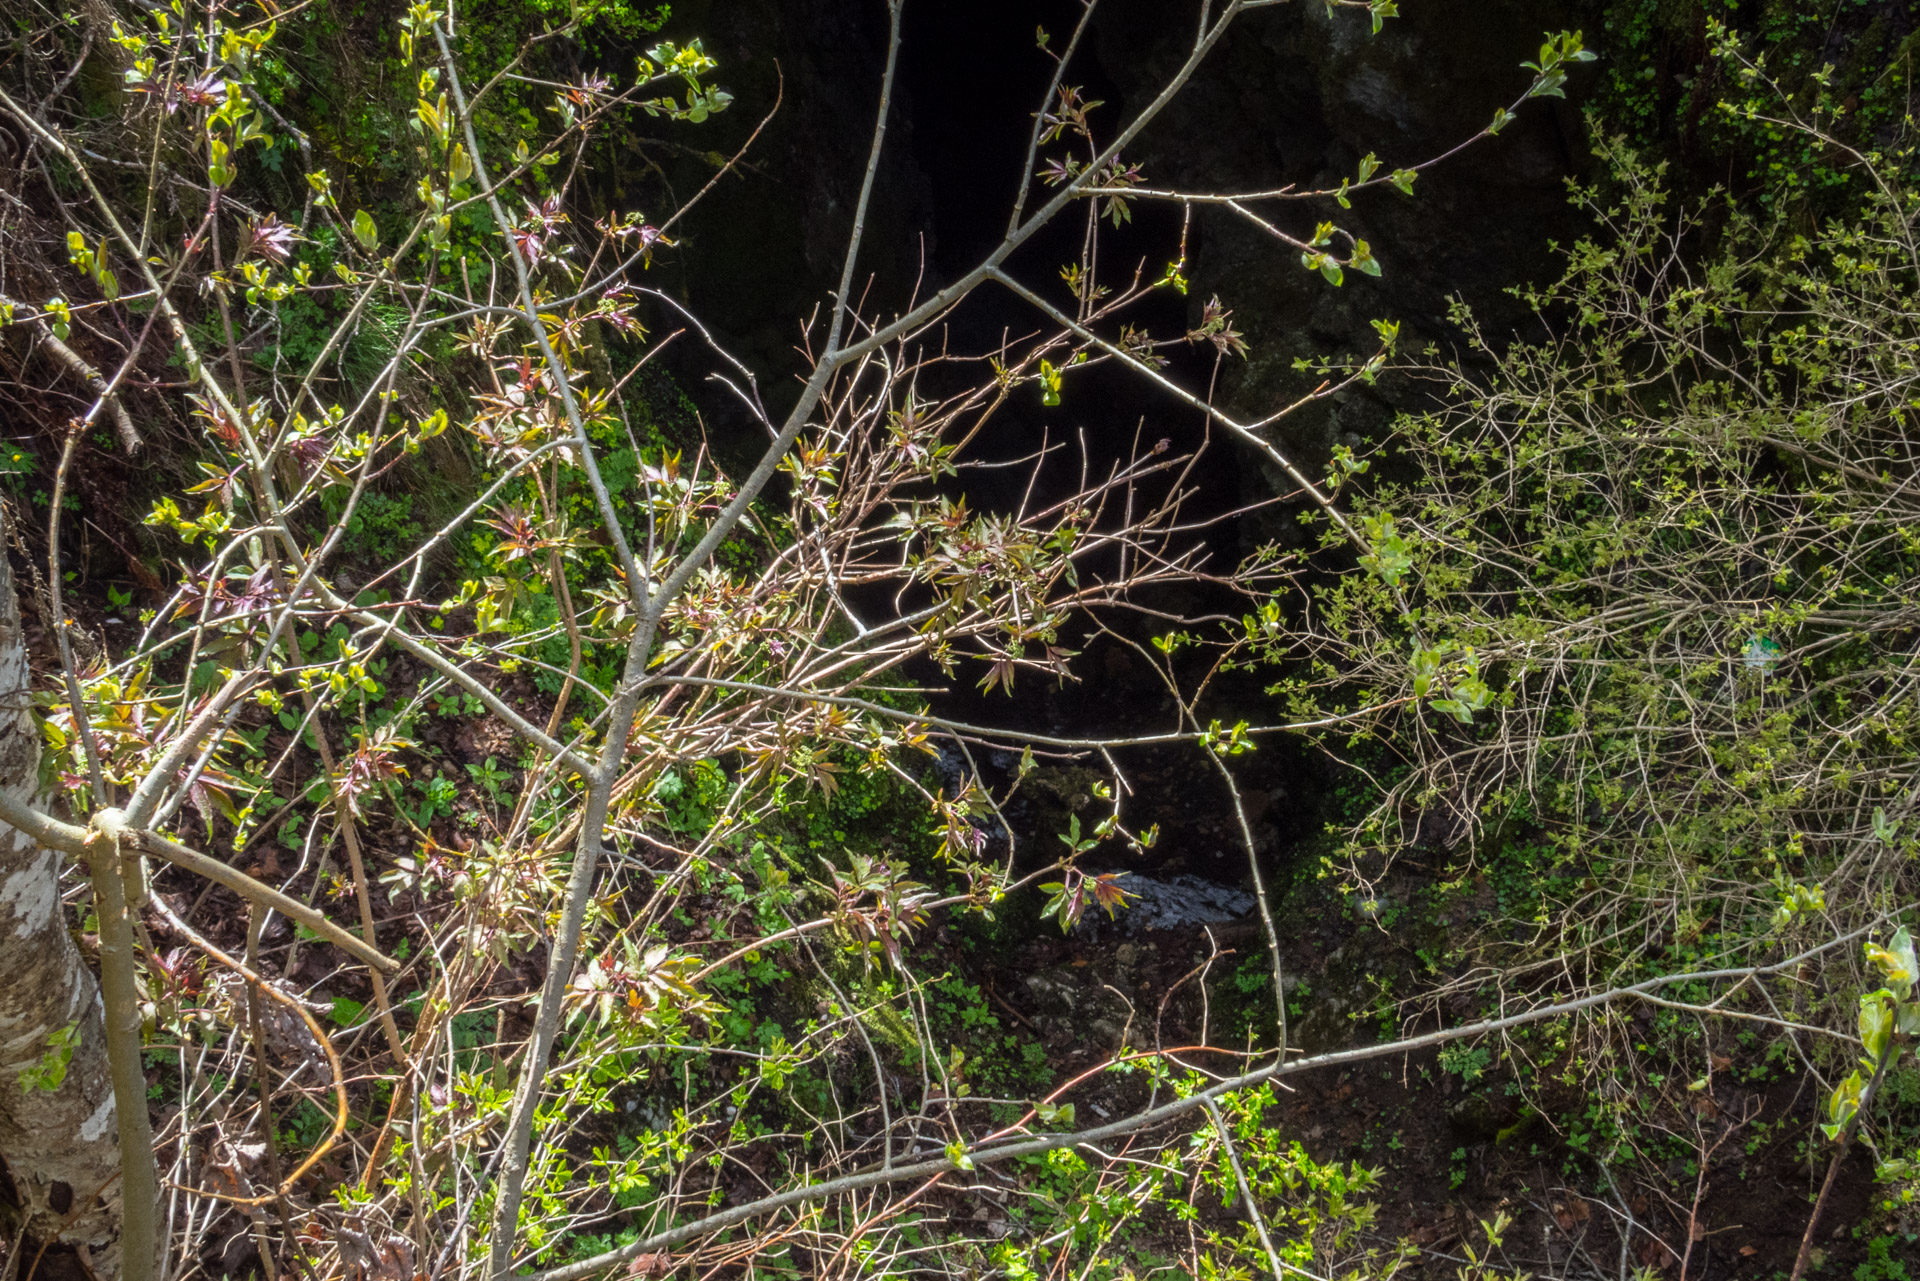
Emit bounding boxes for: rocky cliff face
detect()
[599,1,1607,854]
[1084,0,1597,533]
[631,0,1600,501]
[598,0,935,428]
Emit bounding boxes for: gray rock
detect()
[1022,967,1136,1048]
[1022,967,1084,1016]
[1112,874,1256,933]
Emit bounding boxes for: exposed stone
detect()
[1087,0,1597,547]
[1115,874,1256,934]
[1022,966,1135,1049]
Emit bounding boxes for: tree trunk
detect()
[0,551,130,1279]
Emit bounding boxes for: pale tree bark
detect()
[0,550,128,1280]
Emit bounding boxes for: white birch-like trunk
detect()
[0,551,127,1279]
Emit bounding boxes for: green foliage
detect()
[16,1022,81,1093]
[1595,0,1917,214]
[1275,119,1920,995]
[1857,1235,1917,1281]
[1438,1042,1492,1086]
[322,487,423,565]
[924,975,1051,1099]
[1234,71,1920,1252]
[1195,1085,1416,1281]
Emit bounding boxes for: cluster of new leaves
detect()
[823,852,933,970]
[569,941,719,1035]
[1830,928,1920,1140]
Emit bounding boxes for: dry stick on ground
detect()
[0,300,143,452]
[1673,1090,1758,1281]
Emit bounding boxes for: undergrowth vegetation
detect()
[1254,28,1920,1273]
